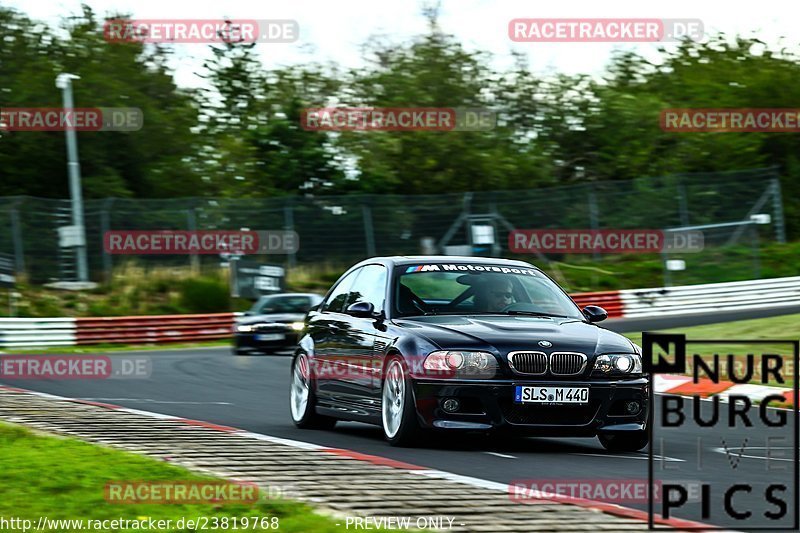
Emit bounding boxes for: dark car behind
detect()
[233,293,322,355]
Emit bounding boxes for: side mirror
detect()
[583,305,608,323]
[243,310,254,316]
[345,301,375,317]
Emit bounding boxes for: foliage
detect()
[0,7,202,199]
[7,238,800,317]
[2,7,800,237]
[0,422,350,532]
[178,276,230,313]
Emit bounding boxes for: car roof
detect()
[356,256,540,269]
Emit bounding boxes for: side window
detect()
[322,269,361,313]
[347,264,387,313]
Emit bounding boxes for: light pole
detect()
[56,73,89,282]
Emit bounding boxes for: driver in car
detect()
[477,277,515,312]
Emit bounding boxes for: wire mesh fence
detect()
[0,166,785,288]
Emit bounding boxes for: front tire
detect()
[290,353,336,430]
[598,431,649,452]
[381,356,423,447]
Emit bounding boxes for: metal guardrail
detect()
[618,276,800,318]
[0,317,77,348]
[2,276,800,348]
[0,314,237,348]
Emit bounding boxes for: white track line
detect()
[483,451,517,459]
[570,452,684,462]
[79,398,233,405]
[0,385,717,531]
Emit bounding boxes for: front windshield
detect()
[394,263,584,319]
[252,295,312,314]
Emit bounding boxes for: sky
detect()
[5,0,798,88]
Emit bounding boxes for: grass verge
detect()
[0,422,347,532]
[625,313,798,390]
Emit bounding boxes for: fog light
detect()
[626,401,640,414]
[442,398,460,413]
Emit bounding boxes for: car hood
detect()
[238,313,305,325]
[392,315,634,355]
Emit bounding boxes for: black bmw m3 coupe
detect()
[289,256,648,449]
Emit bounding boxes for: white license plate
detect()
[514,386,588,404]
[255,333,284,342]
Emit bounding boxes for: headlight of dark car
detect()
[592,353,643,375]
[423,350,497,379]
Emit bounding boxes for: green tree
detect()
[0,6,202,198]
[337,12,553,194]
[198,40,345,197]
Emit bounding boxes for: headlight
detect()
[290,321,305,331]
[423,350,497,379]
[593,353,642,375]
[236,324,254,332]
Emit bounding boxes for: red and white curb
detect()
[0,384,715,531]
[655,375,795,406]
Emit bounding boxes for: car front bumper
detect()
[411,377,648,436]
[234,331,300,351]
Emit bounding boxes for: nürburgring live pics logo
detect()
[644,332,799,530]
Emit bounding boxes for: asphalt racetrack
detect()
[2,311,798,529]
